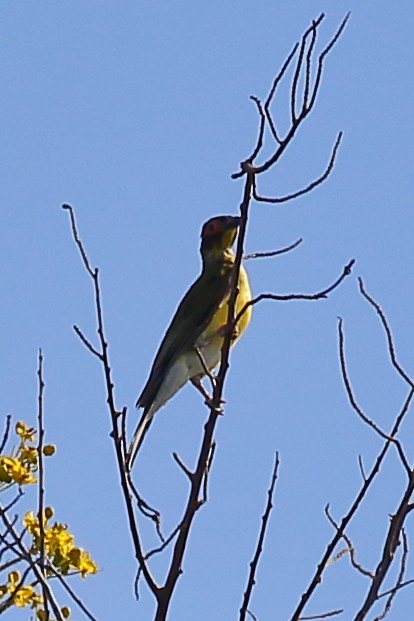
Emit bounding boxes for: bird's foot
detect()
[204,396,225,414]
[191,376,225,413]
[218,322,239,340]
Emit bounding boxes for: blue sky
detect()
[1,2,414,620]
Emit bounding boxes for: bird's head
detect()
[200,215,241,262]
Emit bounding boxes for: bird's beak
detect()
[225,216,241,230]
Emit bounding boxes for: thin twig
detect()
[62,204,95,278]
[253,132,342,204]
[324,504,373,577]
[232,42,299,179]
[48,566,98,621]
[172,452,193,480]
[378,578,414,600]
[264,42,299,144]
[358,278,414,389]
[239,453,280,621]
[357,455,367,482]
[247,96,266,163]
[36,348,49,617]
[73,325,102,359]
[194,346,216,385]
[303,18,318,108]
[338,318,411,476]
[308,13,351,111]
[0,415,11,454]
[298,611,343,620]
[291,17,323,122]
[234,259,355,329]
[244,237,303,260]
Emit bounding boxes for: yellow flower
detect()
[23,511,40,534]
[0,583,8,598]
[19,445,38,466]
[46,523,75,558]
[67,547,98,577]
[23,511,98,580]
[15,421,36,442]
[11,585,37,607]
[0,456,36,485]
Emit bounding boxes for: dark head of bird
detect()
[200,215,241,262]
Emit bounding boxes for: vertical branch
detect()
[239,453,280,621]
[62,204,159,597]
[36,348,49,617]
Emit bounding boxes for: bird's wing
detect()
[137,262,232,409]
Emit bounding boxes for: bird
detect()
[126,215,252,469]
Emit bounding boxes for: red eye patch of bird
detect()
[201,216,240,239]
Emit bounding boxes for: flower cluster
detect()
[0,571,72,619]
[0,421,55,487]
[0,570,43,608]
[24,508,98,578]
[0,420,98,618]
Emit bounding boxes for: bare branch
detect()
[48,566,98,621]
[291,16,324,122]
[0,414,11,454]
[264,42,299,144]
[36,348,49,616]
[194,346,216,386]
[172,452,193,481]
[378,579,414,600]
[234,259,355,329]
[358,278,414,389]
[232,42,299,179]
[62,204,95,278]
[63,203,159,596]
[253,132,342,204]
[308,13,351,111]
[239,453,280,621]
[247,96,266,163]
[372,528,409,621]
[237,14,349,178]
[244,237,303,260]
[289,387,414,621]
[357,455,367,482]
[298,611,343,620]
[73,325,102,359]
[354,500,413,621]
[324,504,373,577]
[338,318,411,476]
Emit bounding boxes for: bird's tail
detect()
[126,407,154,470]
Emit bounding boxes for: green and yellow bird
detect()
[126,215,251,468]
